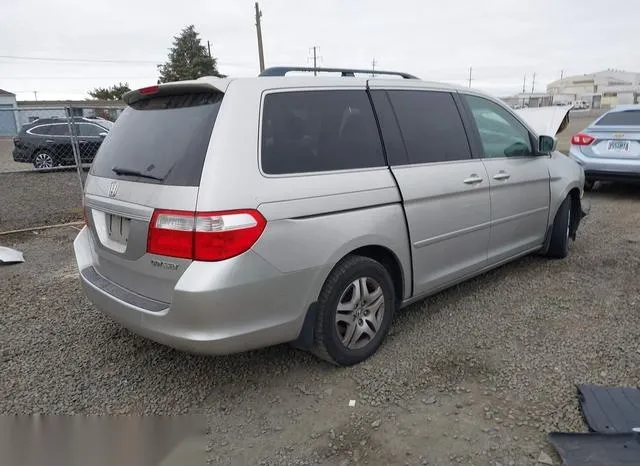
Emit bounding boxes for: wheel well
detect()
[348,245,405,302]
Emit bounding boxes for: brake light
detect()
[571,133,595,146]
[138,85,159,95]
[147,209,267,261]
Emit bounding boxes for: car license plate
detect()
[107,214,130,244]
[607,140,630,152]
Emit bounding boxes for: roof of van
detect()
[124,75,473,105]
[196,75,466,91]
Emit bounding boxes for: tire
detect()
[312,255,396,366]
[584,179,595,191]
[32,151,56,171]
[546,196,572,259]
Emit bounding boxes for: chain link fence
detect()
[0,104,124,233]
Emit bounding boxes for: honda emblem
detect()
[108,181,119,198]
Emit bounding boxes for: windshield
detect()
[89,92,223,186]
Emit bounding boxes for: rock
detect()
[371,419,381,428]
[296,384,313,395]
[422,396,437,405]
[538,451,554,465]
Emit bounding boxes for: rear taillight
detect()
[571,133,595,146]
[147,209,267,261]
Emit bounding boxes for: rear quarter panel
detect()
[196,79,413,312]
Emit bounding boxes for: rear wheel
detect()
[312,256,395,366]
[33,151,56,171]
[546,196,572,259]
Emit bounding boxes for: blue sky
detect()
[1,0,638,100]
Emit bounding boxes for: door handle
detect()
[493,171,511,181]
[463,174,484,185]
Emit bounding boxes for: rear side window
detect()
[28,125,51,136]
[595,110,640,126]
[387,90,471,164]
[78,123,106,137]
[48,124,70,136]
[90,92,222,186]
[261,90,385,174]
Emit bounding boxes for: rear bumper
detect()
[12,146,31,163]
[569,146,640,181]
[73,227,317,355]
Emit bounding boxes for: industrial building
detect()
[546,69,640,108]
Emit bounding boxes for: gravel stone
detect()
[2,182,639,465]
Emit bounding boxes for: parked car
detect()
[73,67,589,366]
[12,117,112,169]
[568,104,640,190]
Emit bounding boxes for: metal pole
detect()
[313,46,317,76]
[255,2,265,72]
[207,40,212,58]
[468,67,472,88]
[65,106,85,190]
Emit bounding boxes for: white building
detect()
[547,69,640,108]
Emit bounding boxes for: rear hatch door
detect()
[83,83,225,303]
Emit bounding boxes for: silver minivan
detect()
[74,67,589,366]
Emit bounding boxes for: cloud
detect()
[0,0,638,99]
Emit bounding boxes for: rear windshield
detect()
[90,92,223,186]
[595,110,640,126]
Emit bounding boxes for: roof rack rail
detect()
[259,66,419,79]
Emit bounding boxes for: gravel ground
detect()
[0,171,83,232]
[1,182,639,465]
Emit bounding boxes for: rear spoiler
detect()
[122,78,230,106]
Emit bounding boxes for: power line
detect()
[0,54,253,68]
[0,54,160,64]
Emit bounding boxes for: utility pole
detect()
[312,46,318,76]
[531,72,536,94]
[371,58,377,77]
[207,40,212,58]
[307,46,321,76]
[254,2,265,72]
[560,69,564,80]
[522,74,526,107]
[33,91,38,102]
[468,66,473,88]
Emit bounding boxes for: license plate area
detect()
[107,214,130,245]
[607,140,630,153]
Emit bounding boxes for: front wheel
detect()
[546,196,572,259]
[312,256,396,366]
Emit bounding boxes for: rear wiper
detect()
[112,166,164,181]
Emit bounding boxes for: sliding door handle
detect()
[463,175,484,185]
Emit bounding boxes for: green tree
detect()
[158,25,224,83]
[88,82,131,101]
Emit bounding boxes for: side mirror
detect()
[99,132,108,138]
[538,135,556,153]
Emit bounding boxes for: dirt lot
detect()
[1,182,639,465]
